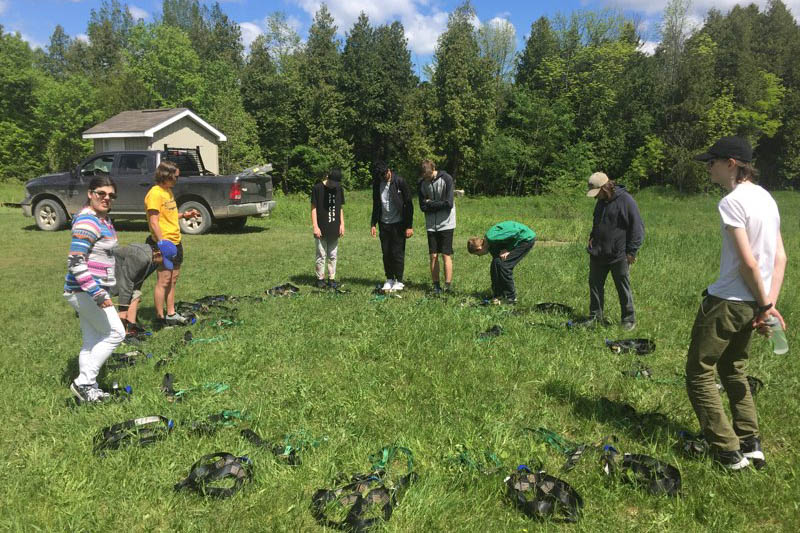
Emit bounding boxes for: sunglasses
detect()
[91,190,117,200]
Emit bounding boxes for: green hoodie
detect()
[485,221,536,257]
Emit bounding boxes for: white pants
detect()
[315,236,339,279]
[65,292,125,385]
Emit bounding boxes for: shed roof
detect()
[82,108,227,142]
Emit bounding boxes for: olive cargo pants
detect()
[685,293,759,451]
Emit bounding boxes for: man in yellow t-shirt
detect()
[145,161,200,327]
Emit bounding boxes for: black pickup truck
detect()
[20,148,275,234]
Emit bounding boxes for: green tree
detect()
[87,0,134,74]
[432,2,496,189]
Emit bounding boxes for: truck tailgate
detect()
[237,176,272,203]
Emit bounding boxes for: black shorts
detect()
[427,229,454,255]
[146,237,184,268]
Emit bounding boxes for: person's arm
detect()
[67,218,111,307]
[625,196,645,263]
[418,180,431,213]
[147,210,164,241]
[311,206,321,238]
[339,207,345,237]
[729,226,778,334]
[400,178,414,236]
[426,174,454,211]
[768,231,787,306]
[370,180,380,230]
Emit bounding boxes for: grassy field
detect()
[1,180,799,532]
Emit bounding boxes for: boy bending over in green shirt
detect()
[467,221,536,304]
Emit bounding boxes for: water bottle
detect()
[765,316,788,354]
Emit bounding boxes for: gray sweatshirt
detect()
[418,171,456,232]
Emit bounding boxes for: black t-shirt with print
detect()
[311,182,345,238]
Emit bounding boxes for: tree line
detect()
[1,0,799,194]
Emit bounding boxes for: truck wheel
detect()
[218,217,247,231]
[178,201,212,235]
[34,199,68,231]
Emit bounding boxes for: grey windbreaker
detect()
[418,171,456,232]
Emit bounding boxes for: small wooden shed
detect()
[82,108,227,174]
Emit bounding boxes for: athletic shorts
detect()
[427,229,454,255]
[146,236,184,268]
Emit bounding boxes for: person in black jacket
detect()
[371,161,414,291]
[585,172,644,330]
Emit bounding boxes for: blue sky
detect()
[2,0,798,66]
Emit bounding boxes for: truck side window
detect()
[118,154,148,175]
[80,155,114,176]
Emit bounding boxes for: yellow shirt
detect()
[145,185,181,244]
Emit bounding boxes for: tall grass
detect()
[1,183,798,531]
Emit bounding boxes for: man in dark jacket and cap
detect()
[585,172,645,330]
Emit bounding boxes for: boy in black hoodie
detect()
[585,172,644,330]
[371,161,414,291]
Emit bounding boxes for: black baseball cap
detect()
[694,136,752,162]
[327,169,342,182]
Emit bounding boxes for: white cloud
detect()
[239,21,262,49]
[19,32,45,50]
[602,0,800,21]
[639,40,658,55]
[292,0,451,55]
[76,33,89,43]
[127,5,150,21]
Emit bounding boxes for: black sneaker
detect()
[621,321,636,331]
[328,280,339,290]
[432,283,443,295]
[740,437,766,470]
[316,279,327,289]
[712,448,750,471]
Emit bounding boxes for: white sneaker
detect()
[393,281,405,291]
[382,279,394,291]
[70,381,109,403]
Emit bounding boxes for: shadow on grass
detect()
[60,357,79,386]
[541,379,693,444]
[289,274,429,291]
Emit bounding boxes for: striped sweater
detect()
[64,207,118,304]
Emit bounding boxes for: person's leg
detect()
[70,292,125,385]
[126,291,141,324]
[429,254,440,284]
[443,254,453,284]
[166,267,180,316]
[685,295,742,452]
[378,222,393,281]
[490,257,501,297]
[154,268,171,319]
[496,239,533,300]
[66,293,97,385]
[609,258,635,323]
[315,236,326,280]
[392,223,406,281]
[327,236,339,280]
[588,257,610,320]
[717,322,759,441]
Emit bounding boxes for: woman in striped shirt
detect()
[64,175,125,403]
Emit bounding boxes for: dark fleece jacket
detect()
[588,186,644,262]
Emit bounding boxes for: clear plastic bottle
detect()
[765,316,788,355]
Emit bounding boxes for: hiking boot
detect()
[327,279,339,290]
[393,281,405,291]
[621,321,636,331]
[316,279,327,289]
[70,382,110,404]
[432,283,442,295]
[712,448,750,471]
[740,437,766,470]
[382,279,394,291]
[165,313,190,326]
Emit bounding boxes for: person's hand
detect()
[313,226,322,239]
[588,238,593,248]
[371,226,377,238]
[753,307,785,336]
[99,299,114,308]
[499,250,510,260]
[339,224,345,237]
[182,209,200,219]
[627,254,636,265]
[405,228,414,238]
